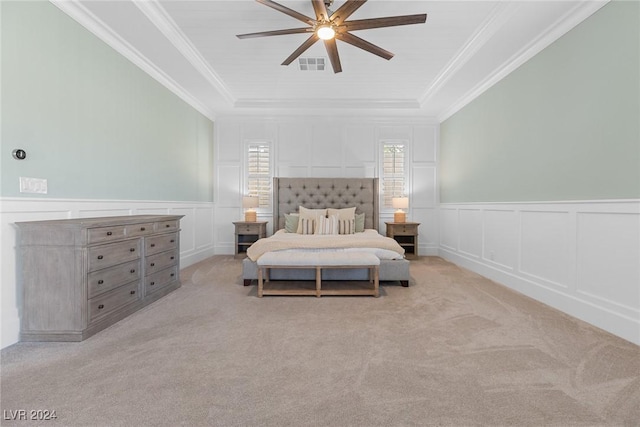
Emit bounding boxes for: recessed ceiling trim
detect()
[134,0,236,106]
[234,98,421,110]
[50,0,216,120]
[437,0,610,122]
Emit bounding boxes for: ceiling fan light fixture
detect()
[316,24,335,40]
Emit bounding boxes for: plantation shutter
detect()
[382,143,406,208]
[247,143,271,208]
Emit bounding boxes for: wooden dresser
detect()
[16,215,183,342]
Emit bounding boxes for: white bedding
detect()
[246,229,405,261]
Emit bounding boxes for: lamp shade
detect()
[392,197,409,209]
[242,196,259,209]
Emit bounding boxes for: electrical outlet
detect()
[19,177,48,194]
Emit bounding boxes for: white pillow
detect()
[327,207,356,222]
[315,215,339,235]
[297,207,327,234]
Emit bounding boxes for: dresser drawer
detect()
[146,232,178,256]
[156,220,179,232]
[88,225,126,244]
[146,250,178,275]
[88,239,141,272]
[145,266,179,295]
[89,281,140,323]
[126,222,155,238]
[88,260,141,298]
[391,224,418,235]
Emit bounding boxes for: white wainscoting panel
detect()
[439,200,640,345]
[576,212,640,310]
[412,165,437,208]
[520,210,570,289]
[412,125,437,163]
[483,209,518,269]
[0,198,215,349]
[412,208,439,256]
[458,208,483,258]
[440,208,459,251]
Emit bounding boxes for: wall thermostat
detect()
[12,149,27,160]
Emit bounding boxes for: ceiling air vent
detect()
[298,57,326,71]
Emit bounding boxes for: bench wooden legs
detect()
[257,265,379,297]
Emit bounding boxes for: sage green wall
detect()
[1,1,213,202]
[440,1,639,203]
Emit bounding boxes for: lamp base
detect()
[245,210,257,222]
[394,211,406,223]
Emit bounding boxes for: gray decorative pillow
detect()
[355,213,365,232]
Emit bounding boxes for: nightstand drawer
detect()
[392,224,418,235]
[239,223,263,234]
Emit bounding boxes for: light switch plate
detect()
[19,177,48,194]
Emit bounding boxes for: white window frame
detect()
[244,141,272,212]
[379,141,408,210]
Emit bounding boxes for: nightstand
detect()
[233,221,267,258]
[385,222,420,259]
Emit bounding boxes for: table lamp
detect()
[392,197,409,223]
[242,196,259,222]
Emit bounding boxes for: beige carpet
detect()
[1,256,639,426]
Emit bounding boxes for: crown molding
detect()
[437,0,610,122]
[49,0,217,121]
[419,1,519,106]
[133,0,236,107]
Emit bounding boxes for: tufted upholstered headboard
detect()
[273,177,379,231]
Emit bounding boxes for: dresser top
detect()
[16,214,183,229]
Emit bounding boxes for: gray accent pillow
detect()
[284,213,299,233]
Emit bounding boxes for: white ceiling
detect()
[52,0,608,120]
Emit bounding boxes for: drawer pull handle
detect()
[98,280,104,284]
[150,281,155,286]
[130,290,136,295]
[150,244,155,248]
[98,304,104,309]
[170,273,175,277]
[150,263,155,267]
[170,256,174,260]
[130,269,136,273]
[106,231,112,236]
[140,227,146,231]
[97,255,104,260]
[165,224,170,228]
[130,248,136,252]
[170,240,175,243]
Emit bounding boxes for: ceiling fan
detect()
[236,0,427,73]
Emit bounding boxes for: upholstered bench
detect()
[257,251,380,297]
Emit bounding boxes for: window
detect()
[381,142,406,208]
[246,142,271,208]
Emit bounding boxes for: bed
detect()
[242,177,411,287]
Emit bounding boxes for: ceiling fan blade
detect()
[256,0,315,25]
[311,0,329,21]
[323,38,342,73]
[336,32,393,60]
[237,27,312,39]
[330,0,367,25]
[281,34,320,65]
[341,14,427,32]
